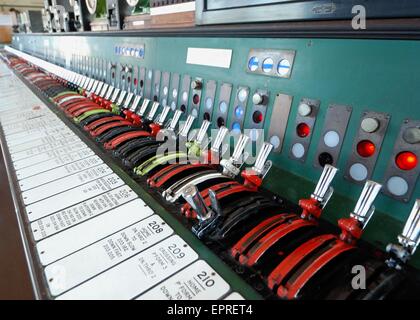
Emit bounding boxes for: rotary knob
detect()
[298,103,312,117]
[252,92,266,105]
[361,117,380,133]
[191,80,202,90]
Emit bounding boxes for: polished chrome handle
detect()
[182,184,211,221]
[157,106,170,125]
[146,101,160,120]
[138,98,150,116]
[351,180,382,228]
[195,120,211,144]
[168,110,183,131]
[179,115,196,138]
[252,142,273,175]
[211,126,229,153]
[311,164,338,207]
[231,134,250,164]
[398,199,420,254]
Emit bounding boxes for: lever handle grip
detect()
[231,134,250,164]
[169,109,183,131]
[182,184,211,221]
[351,180,382,227]
[146,101,160,120]
[196,120,211,144]
[399,199,420,254]
[312,164,338,203]
[179,114,196,138]
[211,126,229,153]
[253,142,274,175]
[157,106,170,125]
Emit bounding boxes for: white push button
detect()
[252,93,264,105]
[403,127,420,144]
[361,117,380,133]
[349,163,368,181]
[323,130,340,148]
[298,103,312,117]
[292,143,305,158]
[387,176,408,196]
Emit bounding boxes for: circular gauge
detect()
[248,56,259,72]
[277,59,291,77]
[262,58,274,73]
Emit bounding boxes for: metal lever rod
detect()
[211,126,229,153]
[231,134,250,164]
[195,120,211,145]
[351,180,382,228]
[157,106,170,125]
[146,101,160,120]
[179,115,196,138]
[182,185,211,221]
[168,110,183,131]
[311,164,338,207]
[399,199,420,254]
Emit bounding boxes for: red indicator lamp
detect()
[253,111,263,124]
[396,151,418,170]
[357,140,376,157]
[296,122,310,138]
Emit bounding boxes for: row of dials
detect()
[69,54,420,203]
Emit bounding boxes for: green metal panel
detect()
[12,34,420,267]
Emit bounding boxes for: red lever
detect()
[90,120,133,137]
[103,131,151,150]
[84,115,125,131]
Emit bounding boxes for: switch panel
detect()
[382,120,420,202]
[132,66,139,94]
[152,70,161,102]
[246,49,295,78]
[229,86,249,134]
[213,82,233,128]
[144,69,153,99]
[314,104,352,169]
[201,80,216,122]
[190,77,203,118]
[179,74,191,113]
[289,98,320,162]
[138,67,146,97]
[268,93,293,153]
[160,72,170,107]
[345,111,390,183]
[169,73,180,111]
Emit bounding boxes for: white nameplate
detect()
[7,130,74,148]
[15,147,93,179]
[30,185,138,241]
[186,48,232,69]
[45,215,172,296]
[9,135,81,155]
[11,139,86,162]
[12,141,87,170]
[19,156,103,191]
[138,260,230,300]
[36,199,152,266]
[22,164,113,205]
[57,235,198,300]
[26,174,125,222]
[5,124,68,142]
